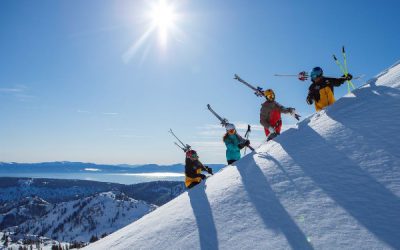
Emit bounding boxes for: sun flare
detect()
[149,0,177,46]
[123,0,183,63]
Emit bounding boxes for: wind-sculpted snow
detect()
[84,62,400,249]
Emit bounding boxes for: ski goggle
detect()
[310,73,321,80]
[187,152,198,159]
[266,93,274,101]
[264,90,275,101]
[310,68,323,80]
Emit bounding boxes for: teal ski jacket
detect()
[224,133,245,161]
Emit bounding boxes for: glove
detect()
[244,140,250,146]
[342,73,353,81]
[306,95,313,105]
[287,108,300,121]
[286,107,295,114]
[199,174,206,180]
[206,167,213,175]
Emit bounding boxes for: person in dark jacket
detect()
[185,150,213,189]
[307,66,353,111]
[260,89,300,140]
[223,123,250,165]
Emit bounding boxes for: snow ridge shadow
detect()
[236,155,314,250]
[188,183,219,250]
[281,124,400,249]
[327,84,400,159]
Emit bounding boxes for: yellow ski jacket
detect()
[307,77,346,111]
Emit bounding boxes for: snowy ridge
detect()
[11,192,156,243]
[85,63,400,249]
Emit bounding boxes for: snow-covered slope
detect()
[12,192,156,242]
[84,62,400,250]
[0,196,51,229]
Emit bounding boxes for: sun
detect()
[150,0,176,30]
[123,0,183,63]
[149,0,177,46]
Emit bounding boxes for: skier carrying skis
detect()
[306,66,353,111]
[185,150,213,189]
[223,123,250,165]
[260,89,300,140]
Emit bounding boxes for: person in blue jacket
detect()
[223,123,250,165]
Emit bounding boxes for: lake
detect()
[0,172,185,185]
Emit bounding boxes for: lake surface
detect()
[0,172,185,185]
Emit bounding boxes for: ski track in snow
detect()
[84,63,400,249]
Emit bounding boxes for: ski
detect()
[234,74,264,97]
[275,71,362,82]
[206,104,254,152]
[207,104,229,127]
[168,129,191,152]
[274,71,309,81]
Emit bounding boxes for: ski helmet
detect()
[310,67,323,80]
[264,89,275,101]
[226,123,236,134]
[186,150,198,159]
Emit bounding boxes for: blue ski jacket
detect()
[223,133,245,161]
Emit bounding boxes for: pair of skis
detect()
[275,72,362,82]
[168,129,213,175]
[206,104,255,152]
[168,129,191,153]
[232,74,301,141]
[233,74,301,121]
[274,46,361,93]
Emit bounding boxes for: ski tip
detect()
[333,54,337,60]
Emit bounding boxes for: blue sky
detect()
[1,0,399,164]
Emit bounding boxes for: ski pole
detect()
[244,124,251,155]
[342,46,356,90]
[333,54,353,93]
[333,47,355,93]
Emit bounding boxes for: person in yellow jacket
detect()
[307,67,353,111]
[184,150,213,189]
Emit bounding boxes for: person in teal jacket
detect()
[223,123,250,165]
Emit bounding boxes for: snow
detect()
[12,192,156,242]
[84,168,101,172]
[84,62,400,249]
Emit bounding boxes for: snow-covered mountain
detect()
[0,178,185,205]
[0,178,186,248]
[84,62,400,249]
[0,196,51,229]
[11,191,156,243]
[0,178,122,204]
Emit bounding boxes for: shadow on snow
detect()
[188,183,219,250]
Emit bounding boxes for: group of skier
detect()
[179,66,353,189]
